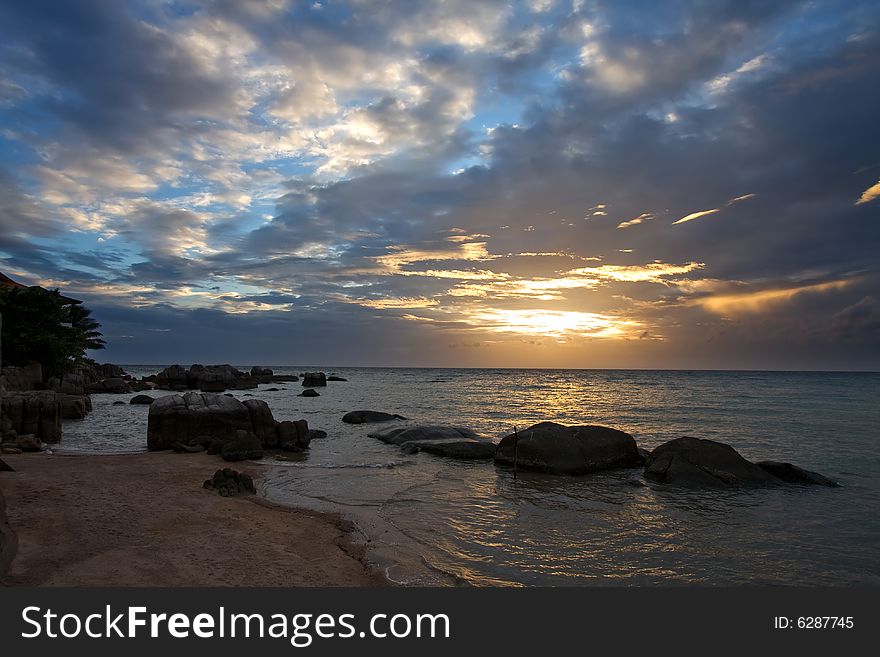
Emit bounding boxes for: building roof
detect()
[0,271,82,304]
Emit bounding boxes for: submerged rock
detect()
[129,394,155,405]
[369,425,496,460]
[327,376,347,382]
[644,437,780,488]
[494,422,643,475]
[342,410,407,424]
[300,389,320,397]
[755,461,839,487]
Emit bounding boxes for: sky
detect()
[0,0,878,369]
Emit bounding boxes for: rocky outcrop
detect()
[204,468,256,496]
[147,391,314,457]
[130,394,155,405]
[0,391,62,443]
[301,372,327,387]
[494,422,643,475]
[220,430,264,462]
[0,488,18,581]
[644,437,781,488]
[370,425,496,460]
[342,410,407,424]
[243,399,277,447]
[0,362,42,392]
[151,364,261,393]
[277,420,311,451]
[88,377,132,394]
[58,394,92,419]
[755,461,839,487]
[46,372,88,396]
[250,367,274,384]
[148,392,254,451]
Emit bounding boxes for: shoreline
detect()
[0,452,387,587]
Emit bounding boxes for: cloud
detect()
[855,179,880,205]
[672,193,756,225]
[617,213,654,229]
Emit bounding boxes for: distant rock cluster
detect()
[147,391,314,462]
[147,364,299,393]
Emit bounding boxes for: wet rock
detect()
[300,389,320,397]
[129,394,155,405]
[370,425,496,460]
[220,429,264,462]
[242,399,277,447]
[112,401,126,405]
[301,372,327,387]
[147,392,254,451]
[755,461,839,487]
[59,394,91,419]
[495,422,643,475]
[644,437,781,488]
[342,410,407,424]
[277,419,310,451]
[0,446,21,455]
[15,433,43,452]
[173,442,206,453]
[308,429,327,441]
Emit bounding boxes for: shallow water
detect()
[60,367,880,586]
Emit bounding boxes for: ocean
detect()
[59,367,880,586]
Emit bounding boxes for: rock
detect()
[755,461,839,487]
[203,468,256,496]
[0,391,62,443]
[494,422,643,475]
[130,394,155,405]
[327,376,347,382]
[112,401,126,405]
[59,394,91,419]
[277,420,310,451]
[271,374,299,382]
[155,364,189,389]
[0,457,14,470]
[147,392,254,451]
[89,377,132,394]
[198,372,228,393]
[128,380,152,392]
[369,425,496,460]
[1,488,17,580]
[242,399,277,447]
[342,410,407,424]
[644,437,781,488]
[250,367,274,383]
[308,429,327,441]
[15,434,43,452]
[300,389,320,397]
[173,442,206,453]
[0,446,21,455]
[265,387,280,391]
[220,430,264,462]
[301,372,327,387]
[0,362,43,392]
[47,372,88,396]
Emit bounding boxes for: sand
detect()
[0,452,385,587]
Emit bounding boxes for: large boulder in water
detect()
[369,425,496,460]
[59,394,91,419]
[147,392,254,451]
[494,422,643,475]
[129,394,155,405]
[302,372,327,387]
[220,430,264,462]
[644,437,781,488]
[342,410,407,424]
[277,420,310,451]
[242,399,277,447]
[755,461,839,487]
[155,364,189,389]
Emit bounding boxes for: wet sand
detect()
[0,452,385,586]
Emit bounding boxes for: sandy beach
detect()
[0,452,384,587]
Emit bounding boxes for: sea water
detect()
[59,368,880,586]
